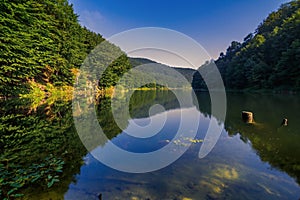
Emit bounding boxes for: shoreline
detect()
[1,87,299,101]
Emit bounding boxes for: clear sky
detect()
[69,0,290,64]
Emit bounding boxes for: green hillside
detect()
[127,57,196,89]
[0,0,131,97]
[193,0,300,91]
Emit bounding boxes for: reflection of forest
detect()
[195,92,300,185]
[96,90,194,139]
[129,90,194,118]
[0,99,87,199]
[72,90,196,151]
[2,91,299,198]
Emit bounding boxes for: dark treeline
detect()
[0,0,131,97]
[193,0,300,91]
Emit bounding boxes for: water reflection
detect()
[195,92,300,185]
[65,91,300,199]
[1,91,300,199]
[0,99,86,199]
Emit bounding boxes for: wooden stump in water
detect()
[242,111,254,123]
[281,118,288,126]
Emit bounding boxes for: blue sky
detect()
[69,0,290,62]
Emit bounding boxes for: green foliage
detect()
[0,99,87,199]
[0,0,131,97]
[116,57,196,89]
[0,155,64,198]
[193,1,300,91]
[99,54,132,88]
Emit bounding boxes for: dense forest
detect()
[193,0,300,91]
[0,0,196,99]
[0,0,131,97]
[2,0,299,97]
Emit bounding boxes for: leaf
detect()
[7,188,17,195]
[47,180,54,188]
[11,193,24,198]
[53,178,59,182]
[30,175,40,183]
[10,182,22,188]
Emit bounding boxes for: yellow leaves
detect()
[70,68,80,77]
[252,34,266,48]
[272,26,279,35]
[42,65,54,83]
[20,79,73,113]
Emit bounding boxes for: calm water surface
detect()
[1,91,300,200]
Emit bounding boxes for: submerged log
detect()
[242,111,254,123]
[281,118,288,126]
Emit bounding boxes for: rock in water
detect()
[242,111,254,123]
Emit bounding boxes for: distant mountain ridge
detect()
[128,57,196,88]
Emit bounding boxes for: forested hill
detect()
[0,0,131,97]
[129,57,196,86]
[0,0,197,97]
[193,0,300,91]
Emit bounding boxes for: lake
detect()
[1,91,300,200]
